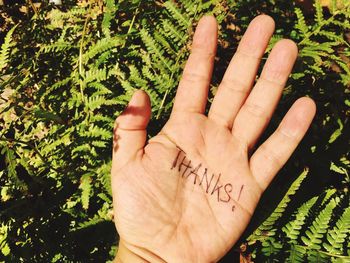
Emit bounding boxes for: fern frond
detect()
[72,144,91,156]
[161,19,188,46]
[89,114,114,127]
[324,206,350,255]
[83,37,123,64]
[164,1,190,30]
[86,125,111,140]
[73,216,105,230]
[261,237,282,257]
[87,95,117,111]
[249,169,308,241]
[332,56,350,75]
[40,76,73,104]
[283,196,318,242]
[96,161,112,196]
[0,142,20,187]
[154,31,177,56]
[83,68,108,84]
[39,41,74,53]
[295,8,308,35]
[314,0,324,25]
[307,249,329,262]
[181,1,198,15]
[128,65,149,87]
[0,25,17,72]
[102,0,117,37]
[288,244,307,263]
[301,198,339,250]
[140,28,173,71]
[321,189,337,206]
[88,82,113,95]
[79,174,92,210]
[318,31,347,45]
[47,8,86,29]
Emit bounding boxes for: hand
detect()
[111,15,316,263]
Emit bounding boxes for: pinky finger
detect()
[250,97,316,191]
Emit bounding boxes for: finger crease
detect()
[243,102,268,119]
[258,76,285,87]
[219,77,251,95]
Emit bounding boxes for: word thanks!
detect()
[171,149,244,212]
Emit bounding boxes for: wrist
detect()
[114,240,166,263]
[114,241,146,263]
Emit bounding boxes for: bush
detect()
[0,0,349,261]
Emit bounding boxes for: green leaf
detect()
[80,174,92,210]
[329,119,343,143]
[1,243,10,256]
[0,25,17,72]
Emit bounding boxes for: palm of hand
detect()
[112,15,316,263]
[114,113,259,262]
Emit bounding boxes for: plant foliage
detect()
[0,0,349,261]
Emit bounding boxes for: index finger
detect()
[172,15,217,115]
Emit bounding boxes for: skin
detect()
[111,15,316,263]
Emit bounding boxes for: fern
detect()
[164,1,191,30]
[294,0,350,84]
[140,28,174,72]
[307,249,329,262]
[249,184,350,261]
[82,37,124,65]
[162,19,188,46]
[295,8,308,35]
[0,25,17,72]
[39,41,74,53]
[301,197,339,249]
[102,0,117,37]
[249,169,308,242]
[83,68,108,84]
[79,174,92,210]
[283,196,318,242]
[315,0,324,25]
[261,238,283,258]
[85,125,112,140]
[96,161,112,196]
[1,0,349,261]
[87,95,117,111]
[324,206,350,255]
[0,223,10,257]
[288,244,308,263]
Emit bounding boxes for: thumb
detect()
[112,90,151,171]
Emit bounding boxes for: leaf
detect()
[1,243,10,256]
[301,198,339,250]
[33,109,64,124]
[248,169,308,242]
[324,206,350,255]
[0,25,17,72]
[79,174,92,210]
[283,196,318,242]
[329,118,343,143]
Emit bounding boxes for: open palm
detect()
[111,15,316,263]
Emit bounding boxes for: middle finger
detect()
[208,15,275,128]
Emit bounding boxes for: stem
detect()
[28,0,38,16]
[127,7,139,35]
[294,244,350,259]
[78,5,91,102]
